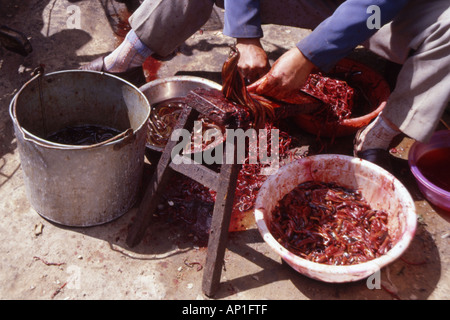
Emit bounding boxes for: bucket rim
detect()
[9,69,151,150]
[139,74,222,92]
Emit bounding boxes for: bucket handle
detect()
[12,93,135,150]
[113,128,136,151]
[10,68,51,146]
[10,67,136,150]
[17,123,135,150]
[10,66,43,121]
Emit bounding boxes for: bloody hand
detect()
[235,38,271,85]
[247,47,315,101]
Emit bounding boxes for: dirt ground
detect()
[0,0,449,301]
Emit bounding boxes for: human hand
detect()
[247,47,315,100]
[235,38,271,85]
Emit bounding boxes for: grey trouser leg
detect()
[130,0,450,142]
[129,0,216,57]
[366,0,450,142]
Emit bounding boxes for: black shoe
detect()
[355,148,394,173]
[80,56,146,87]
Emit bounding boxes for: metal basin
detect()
[139,76,222,152]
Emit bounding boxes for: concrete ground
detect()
[1,0,449,301]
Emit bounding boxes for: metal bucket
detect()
[9,70,150,227]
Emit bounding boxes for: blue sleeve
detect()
[297,0,410,71]
[223,0,263,38]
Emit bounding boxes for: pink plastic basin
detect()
[408,130,450,212]
[254,154,417,283]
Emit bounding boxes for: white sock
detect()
[355,115,400,153]
[103,30,153,73]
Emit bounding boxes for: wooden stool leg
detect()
[202,161,241,296]
[127,102,243,297]
[126,106,198,247]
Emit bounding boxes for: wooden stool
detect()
[126,105,241,297]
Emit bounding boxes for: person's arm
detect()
[222,0,269,83]
[297,0,410,72]
[249,0,410,99]
[223,0,263,39]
